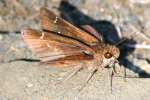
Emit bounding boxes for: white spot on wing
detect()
[58,31,61,34]
[40,32,45,39]
[46,43,50,48]
[54,16,58,23]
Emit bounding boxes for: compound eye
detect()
[104,52,113,59]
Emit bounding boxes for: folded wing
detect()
[39,7,101,46]
[21,28,94,67]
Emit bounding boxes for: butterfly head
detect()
[100,44,120,67]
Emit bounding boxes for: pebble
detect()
[26,83,33,88]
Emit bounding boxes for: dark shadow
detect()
[146,59,150,64]
[118,38,150,78]
[57,0,150,77]
[0,30,20,34]
[8,58,40,62]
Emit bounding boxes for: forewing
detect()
[21,28,94,67]
[39,7,100,46]
[81,25,103,41]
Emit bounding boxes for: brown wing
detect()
[21,28,94,67]
[81,25,103,41]
[39,7,100,46]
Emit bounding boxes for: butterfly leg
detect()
[63,65,83,82]
[110,68,114,93]
[78,68,98,92]
[109,63,119,93]
[113,62,127,82]
[85,68,98,83]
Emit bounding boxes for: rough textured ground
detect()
[0,0,150,100]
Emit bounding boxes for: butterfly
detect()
[21,7,120,84]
